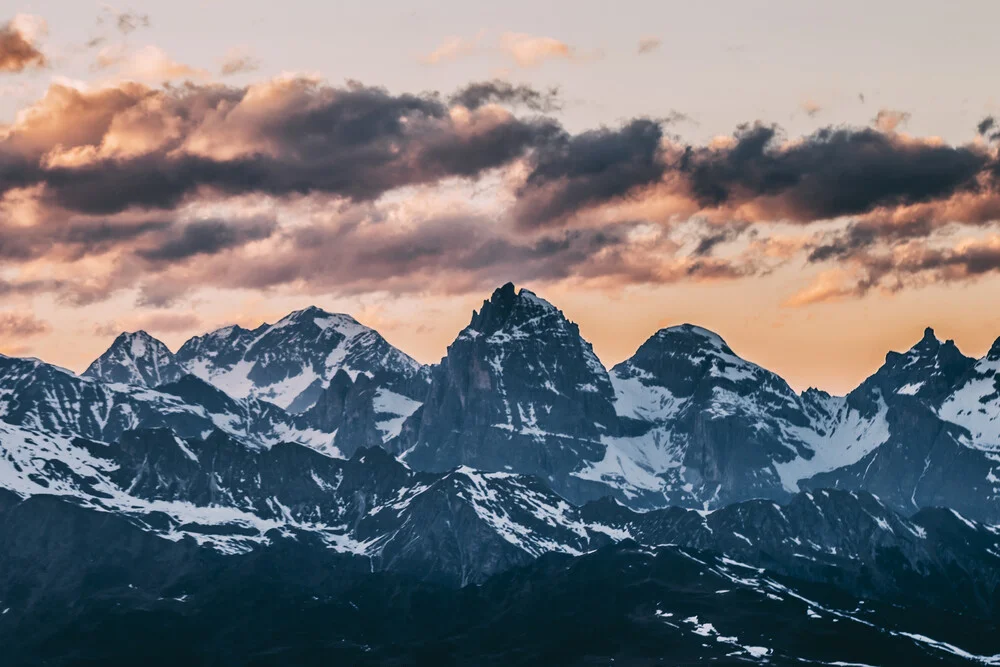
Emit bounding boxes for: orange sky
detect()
[11,262,1000,396]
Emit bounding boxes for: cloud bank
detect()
[0,68,999,309]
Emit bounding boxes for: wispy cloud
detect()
[92,44,210,82]
[500,32,596,67]
[800,99,822,117]
[636,37,661,55]
[421,32,484,64]
[98,5,150,35]
[0,15,48,73]
[873,109,911,133]
[422,31,598,68]
[220,48,260,76]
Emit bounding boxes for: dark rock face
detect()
[392,283,621,504]
[83,331,185,388]
[846,327,976,416]
[301,369,354,432]
[302,369,430,457]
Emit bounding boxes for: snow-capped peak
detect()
[83,330,183,388]
[465,283,571,340]
[517,287,559,313]
[863,326,974,405]
[174,307,423,412]
[653,324,730,351]
[273,306,362,333]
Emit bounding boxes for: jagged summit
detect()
[79,306,424,414]
[171,306,423,412]
[392,282,618,499]
[888,326,962,361]
[466,283,562,337]
[862,326,975,405]
[83,330,183,388]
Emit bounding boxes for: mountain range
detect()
[2,282,1000,665]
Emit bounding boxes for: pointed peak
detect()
[483,283,556,311]
[655,324,729,350]
[472,283,563,330]
[108,330,172,358]
[491,282,517,302]
[279,305,334,322]
[113,330,162,344]
[920,326,938,344]
[274,307,364,334]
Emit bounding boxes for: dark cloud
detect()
[0,278,68,297]
[450,80,560,112]
[130,208,712,305]
[822,238,1000,303]
[0,17,46,73]
[0,209,274,269]
[5,74,1000,307]
[691,223,749,257]
[976,116,1000,143]
[0,311,49,337]
[806,218,934,263]
[6,77,995,239]
[513,118,667,228]
[678,123,990,222]
[0,216,171,261]
[137,217,277,261]
[0,79,561,216]
[683,257,751,280]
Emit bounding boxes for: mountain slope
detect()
[0,354,332,451]
[1,511,997,667]
[797,329,1000,523]
[939,336,1000,449]
[392,283,622,504]
[594,324,893,510]
[4,416,999,607]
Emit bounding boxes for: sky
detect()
[2,1,1000,394]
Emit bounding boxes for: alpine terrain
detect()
[1,284,999,665]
